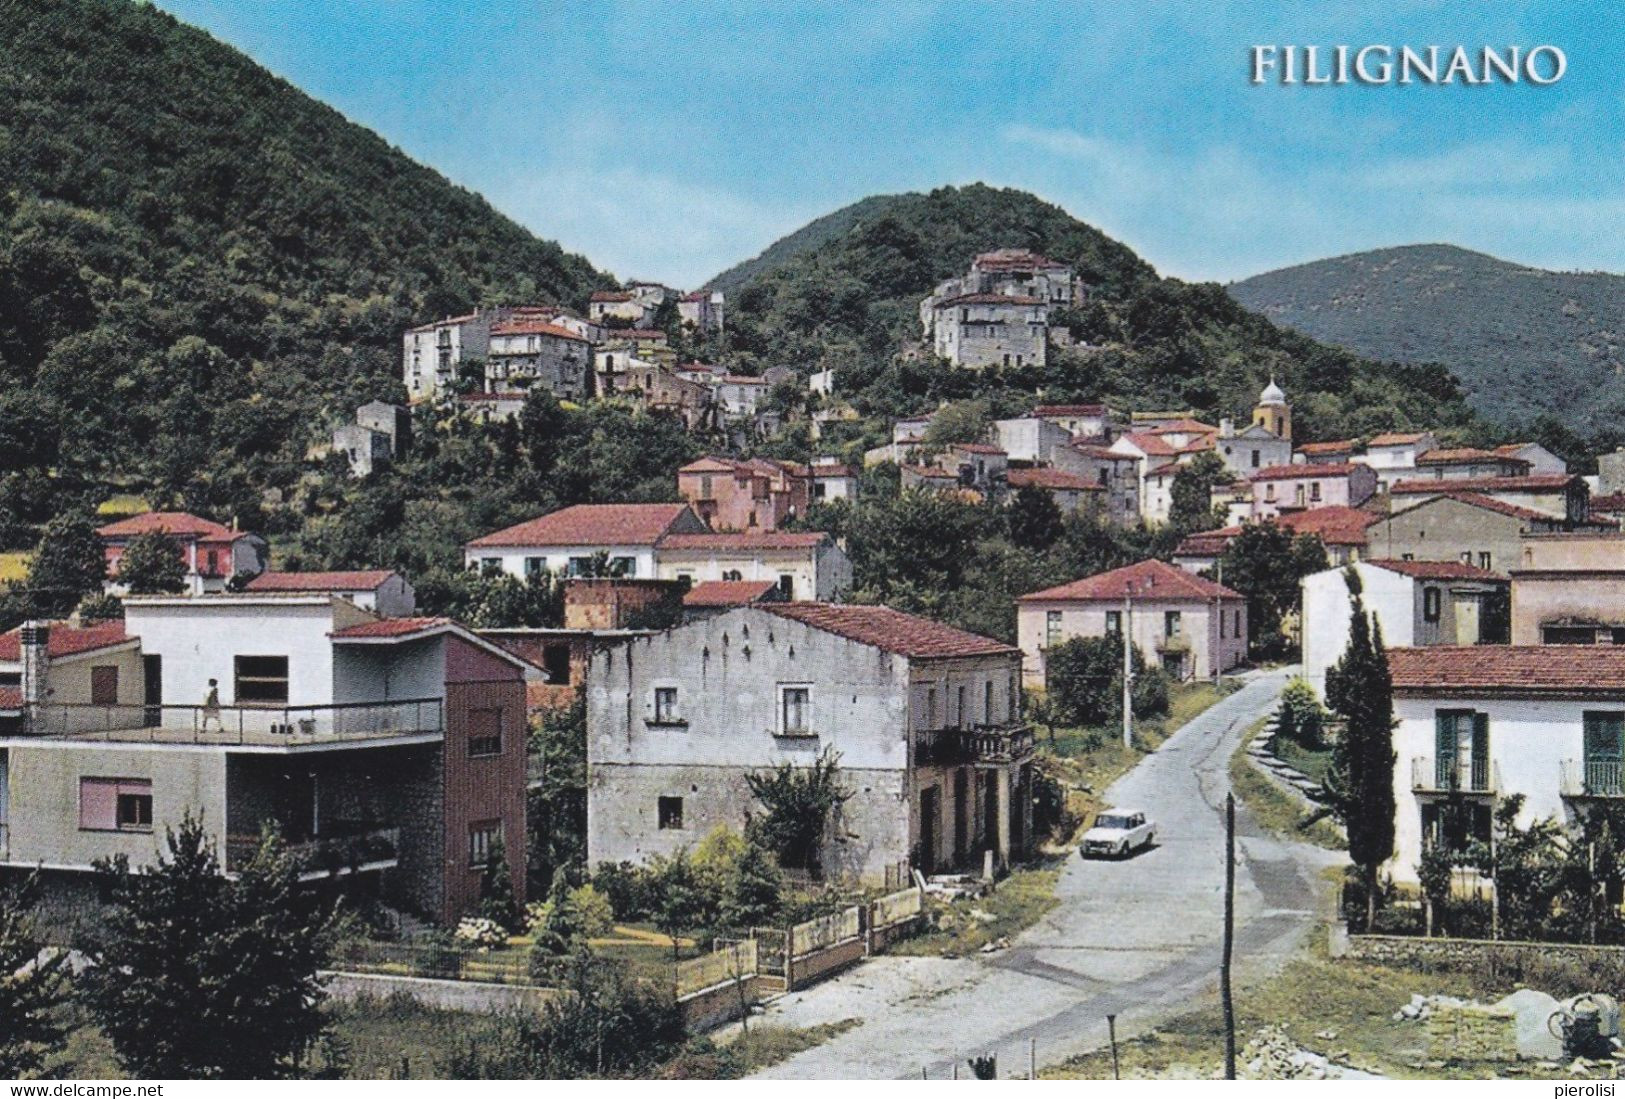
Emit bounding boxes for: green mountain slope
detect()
[1228,244,1625,431]
[0,0,611,534]
[720,185,1478,441]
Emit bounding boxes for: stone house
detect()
[332,422,393,479]
[1250,463,1378,520]
[1599,449,1625,495]
[1016,559,1248,687]
[716,375,767,421]
[676,290,725,334]
[1053,443,1141,524]
[1510,532,1625,644]
[402,308,509,403]
[97,512,269,597]
[1363,491,1569,575]
[929,294,1048,369]
[588,287,665,328]
[1030,403,1115,441]
[484,317,593,400]
[0,600,530,926]
[596,356,716,431]
[585,603,1035,881]
[1385,646,1625,885]
[1388,474,1590,524]
[457,392,527,423]
[677,457,811,532]
[810,459,859,503]
[900,464,964,495]
[919,251,1081,338]
[1494,442,1567,476]
[1172,506,1380,573]
[1005,467,1105,516]
[1300,559,1507,696]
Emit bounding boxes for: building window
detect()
[234,656,289,705]
[1310,482,1322,502]
[524,557,545,578]
[610,556,637,577]
[1250,450,1260,468]
[781,686,811,735]
[480,557,502,576]
[1165,611,1182,638]
[652,686,681,725]
[567,556,592,577]
[983,681,993,725]
[1046,610,1062,646]
[1105,610,1122,636]
[542,644,572,686]
[468,707,503,757]
[658,796,684,830]
[777,574,795,599]
[1460,552,1472,565]
[1423,587,1442,623]
[80,778,152,832]
[1478,551,1492,570]
[722,569,743,582]
[468,820,501,867]
[1265,484,1276,501]
[91,665,119,706]
[925,687,938,729]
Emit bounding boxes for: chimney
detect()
[20,620,50,729]
[1220,417,1234,438]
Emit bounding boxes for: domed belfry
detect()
[1252,377,1291,441]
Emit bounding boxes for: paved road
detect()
[754,667,1335,1079]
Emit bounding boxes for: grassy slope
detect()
[1229,243,1625,431]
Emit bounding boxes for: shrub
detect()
[592,861,652,922]
[1274,678,1327,749]
[454,917,507,952]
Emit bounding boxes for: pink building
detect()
[97,512,268,596]
[677,457,811,532]
[1250,463,1377,520]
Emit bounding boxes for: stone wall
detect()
[1347,931,1625,971]
[321,970,564,1014]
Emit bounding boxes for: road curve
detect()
[754,667,1330,1079]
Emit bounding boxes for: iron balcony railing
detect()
[1560,760,1625,799]
[914,723,1035,767]
[1411,755,1500,795]
[21,698,445,746]
[225,825,401,876]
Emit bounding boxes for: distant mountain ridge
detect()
[1228,244,1625,432]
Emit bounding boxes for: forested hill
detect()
[0,0,611,536]
[717,185,1480,442]
[1229,244,1625,433]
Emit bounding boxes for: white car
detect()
[1079,808,1156,859]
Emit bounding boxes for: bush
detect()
[1031,757,1079,844]
[1274,678,1327,749]
[454,917,507,952]
[592,861,653,922]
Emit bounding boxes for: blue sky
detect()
[158,1,1625,287]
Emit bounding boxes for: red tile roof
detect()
[1366,559,1504,582]
[1367,432,1431,447]
[1296,439,1358,455]
[97,511,237,541]
[1070,443,1133,461]
[1019,559,1242,603]
[1390,474,1578,495]
[1250,463,1362,481]
[812,464,858,478]
[329,616,449,639]
[1033,404,1107,417]
[606,329,668,340]
[682,579,778,607]
[247,570,397,593]
[1006,468,1103,491]
[764,603,1018,659]
[0,620,130,662]
[953,443,1007,455]
[590,291,634,303]
[1416,447,1529,467]
[1389,646,1625,696]
[1398,491,1560,524]
[1117,432,1180,458]
[489,318,589,342]
[937,293,1046,308]
[467,503,698,548]
[1592,493,1625,513]
[1146,418,1218,436]
[658,532,828,551]
[1174,507,1379,557]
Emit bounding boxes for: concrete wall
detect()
[322,971,565,1014]
[654,542,852,601]
[3,742,227,869]
[466,544,661,581]
[1512,573,1625,644]
[39,644,145,708]
[332,636,444,705]
[1390,693,1598,885]
[1016,596,1247,687]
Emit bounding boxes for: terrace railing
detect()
[1561,759,1625,799]
[23,698,444,746]
[913,723,1035,768]
[1411,755,1499,795]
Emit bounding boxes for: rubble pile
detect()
[1240,1025,1329,1081]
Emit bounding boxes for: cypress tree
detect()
[1324,567,1397,929]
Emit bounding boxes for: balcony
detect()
[225,825,401,878]
[17,698,445,748]
[914,724,1035,768]
[1411,755,1500,796]
[1561,760,1625,799]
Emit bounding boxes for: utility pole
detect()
[1222,793,1237,1080]
[1121,588,1134,749]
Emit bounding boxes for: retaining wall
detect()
[320,970,565,1013]
[1345,932,1625,971]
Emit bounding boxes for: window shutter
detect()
[79,779,119,830]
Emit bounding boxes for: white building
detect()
[811,459,860,503]
[403,309,509,403]
[1386,646,1625,886]
[654,532,852,602]
[676,290,725,334]
[1300,560,1506,696]
[1356,431,1438,491]
[464,503,708,580]
[990,416,1077,465]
